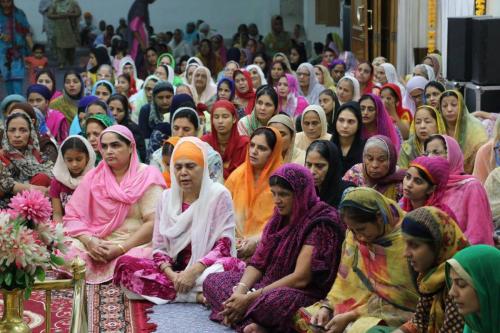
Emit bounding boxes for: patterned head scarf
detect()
[363,135,405,189]
[402,206,468,333]
[2,111,53,182]
[340,186,404,231]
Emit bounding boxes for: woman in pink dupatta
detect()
[400,155,457,220]
[360,93,401,152]
[424,134,494,245]
[113,137,242,304]
[63,125,166,284]
[277,73,309,118]
[26,84,69,144]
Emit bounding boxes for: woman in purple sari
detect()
[203,163,345,333]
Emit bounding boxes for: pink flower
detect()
[8,190,52,225]
[0,208,19,219]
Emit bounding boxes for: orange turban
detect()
[172,141,204,167]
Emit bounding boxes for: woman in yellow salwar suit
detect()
[294,187,419,333]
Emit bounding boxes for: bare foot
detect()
[196,292,207,305]
[243,323,267,333]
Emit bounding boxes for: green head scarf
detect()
[84,114,115,166]
[446,245,500,333]
[157,53,176,68]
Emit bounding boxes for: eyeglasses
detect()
[423,150,447,157]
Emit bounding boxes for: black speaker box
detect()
[447,17,474,82]
[471,17,500,85]
[465,84,500,113]
[342,4,351,51]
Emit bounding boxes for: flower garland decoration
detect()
[0,190,66,298]
[475,0,486,16]
[428,0,437,53]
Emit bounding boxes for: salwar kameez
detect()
[113,237,243,303]
[204,271,320,333]
[115,137,239,303]
[204,164,345,333]
[62,185,163,284]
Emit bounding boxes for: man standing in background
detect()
[38,0,54,57]
[0,0,33,95]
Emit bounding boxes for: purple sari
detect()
[203,164,346,332]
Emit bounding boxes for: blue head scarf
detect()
[217,78,236,101]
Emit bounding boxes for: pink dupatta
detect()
[46,109,69,144]
[361,93,401,152]
[63,125,166,238]
[442,135,476,185]
[439,135,494,245]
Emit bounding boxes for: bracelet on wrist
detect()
[232,282,250,294]
[320,303,333,313]
[117,244,127,255]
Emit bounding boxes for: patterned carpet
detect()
[88,283,155,333]
[149,303,235,332]
[0,283,154,333]
[0,289,73,333]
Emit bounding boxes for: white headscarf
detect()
[182,63,200,84]
[295,104,332,151]
[337,75,361,104]
[118,56,144,90]
[129,74,161,123]
[414,64,436,82]
[380,63,405,95]
[159,64,176,85]
[297,63,325,105]
[155,137,236,264]
[190,66,217,104]
[403,75,428,115]
[52,135,96,189]
[186,56,204,66]
[246,64,268,86]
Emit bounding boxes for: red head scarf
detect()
[381,83,413,122]
[202,100,249,178]
[233,69,256,115]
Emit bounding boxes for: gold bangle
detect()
[117,244,127,254]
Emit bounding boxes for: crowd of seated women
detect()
[0,38,498,333]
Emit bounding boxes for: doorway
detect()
[350,0,398,63]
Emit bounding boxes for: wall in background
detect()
[18,0,280,42]
[18,0,342,59]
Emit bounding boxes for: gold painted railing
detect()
[33,257,87,333]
